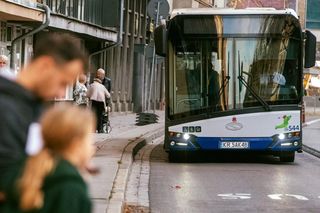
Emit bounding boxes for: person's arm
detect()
[104,87,111,99]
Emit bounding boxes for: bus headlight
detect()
[183,133,190,140]
[278,133,285,140]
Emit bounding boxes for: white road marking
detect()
[218,193,251,200]
[268,194,309,200]
[268,194,283,200]
[304,119,320,126]
[285,194,309,200]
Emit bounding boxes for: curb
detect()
[106,127,164,213]
[124,136,164,213]
[302,144,320,159]
[302,119,320,158]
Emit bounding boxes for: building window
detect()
[0,21,6,42]
[306,0,320,29]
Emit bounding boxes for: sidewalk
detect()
[306,106,320,117]
[89,111,164,213]
[303,114,320,155]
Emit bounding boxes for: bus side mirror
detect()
[304,30,317,68]
[154,25,167,57]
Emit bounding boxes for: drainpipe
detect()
[88,0,124,81]
[10,3,51,70]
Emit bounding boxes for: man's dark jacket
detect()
[102,77,111,93]
[0,76,43,185]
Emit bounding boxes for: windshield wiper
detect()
[238,75,271,111]
[207,75,230,114]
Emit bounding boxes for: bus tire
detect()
[168,152,179,162]
[280,152,295,162]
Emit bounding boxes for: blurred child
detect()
[1,104,96,213]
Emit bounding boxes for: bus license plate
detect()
[220,142,249,149]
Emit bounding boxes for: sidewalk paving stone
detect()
[88,111,164,213]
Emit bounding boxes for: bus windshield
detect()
[168,15,302,117]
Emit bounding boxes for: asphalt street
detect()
[150,143,320,213]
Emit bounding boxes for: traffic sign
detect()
[147,0,170,21]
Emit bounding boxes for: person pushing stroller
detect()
[87,69,110,133]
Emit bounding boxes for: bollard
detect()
[116,91,121,112]
[123,92,128,113]
[110,91,115,115]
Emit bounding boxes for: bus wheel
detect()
[280,152,295,162]
[168,152,188,162]
[168,152,178,162]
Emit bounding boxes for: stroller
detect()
[102,101,112,134]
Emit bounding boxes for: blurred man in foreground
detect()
[0,34,87,189]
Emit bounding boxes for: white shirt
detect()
[87,81,110,103]
[0,67,16,80]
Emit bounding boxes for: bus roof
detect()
[170,8,298,19]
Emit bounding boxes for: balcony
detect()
[43,0,116,28]
[1,0,118,42]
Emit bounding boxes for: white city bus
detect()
[154,8,316,162]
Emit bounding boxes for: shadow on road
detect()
[150,144,297,165]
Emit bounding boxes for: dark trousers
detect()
[91,100,105,132]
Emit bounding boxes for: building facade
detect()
[306,0,320,61]
[89,0,155,112]
[170,0,214,9]
[0,0,119,100]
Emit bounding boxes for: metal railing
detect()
[42,0,111,27]
[6,0,119,28]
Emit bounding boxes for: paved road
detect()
[150,145,320,213]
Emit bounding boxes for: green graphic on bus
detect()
[275,115,292,129]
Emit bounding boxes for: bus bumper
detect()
[166,133,301,152]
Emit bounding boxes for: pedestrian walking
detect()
[96,68,112,106]
[97,68,112,93]
[87,72,110,133]
[74,74,89,107]
[1,104,95,213]
[0,55,15,79]
[0,34,87,190]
